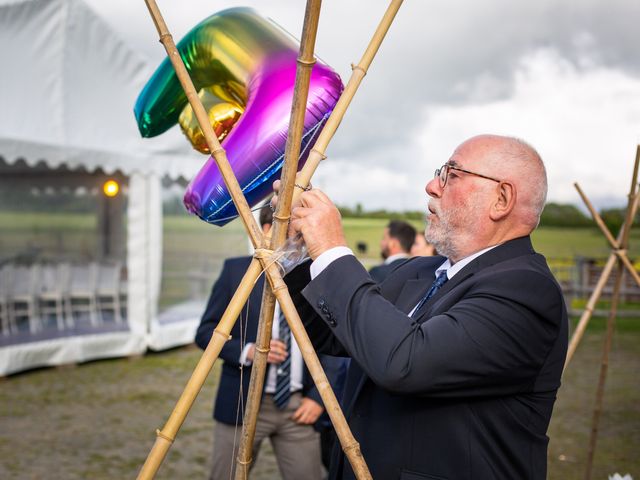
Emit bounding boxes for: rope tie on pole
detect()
[254,248,288,277]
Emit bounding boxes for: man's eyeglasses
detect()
[434,163,501,189]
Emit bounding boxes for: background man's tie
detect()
[411,271,449,318]
[273,311,291,409]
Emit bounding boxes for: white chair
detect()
[38,263,70,331]
[96,261,123,324]
[0,264,17,335]
[65,263,99,327]
[9,264,41,333]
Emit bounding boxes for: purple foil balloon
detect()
[185,51,342,225]
[134,8,343,226]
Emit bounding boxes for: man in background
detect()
[195,203,344,480]
[368,220,416,282]
[411,229,437,257]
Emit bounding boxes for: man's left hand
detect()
[290,189,347,260]
[291,397,324,425]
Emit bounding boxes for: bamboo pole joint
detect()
[351,63,367,75]
[272,213,291,221]
[212,330,232,342]
[156,429,174,443]
[297,57,317,66]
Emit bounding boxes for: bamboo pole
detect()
[142,0,264,249]
[138,1,404,478]
[584,260,624,480]
[564,183,640,368]
[292,0,405,196]
[574,184,640,287]
[238,2,404,476]
[267,262,372,480]
[564,253,616,368]
[620,145,640,250]
[137,261,262,479]
[234,1,324,478]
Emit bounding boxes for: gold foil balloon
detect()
[178,89,244,153]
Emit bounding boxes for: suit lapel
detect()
[414,236,536,320]
[342,237,536,416]
[396,279,430,314]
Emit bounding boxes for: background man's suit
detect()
[286,236,568,480]
[195,255,344,477]
[368,257,408,283]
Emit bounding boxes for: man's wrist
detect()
[240,343,255,365]
[310,246,354,279]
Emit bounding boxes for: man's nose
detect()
[425,177,441,198]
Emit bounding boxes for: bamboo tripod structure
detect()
[137,1,404,479]
[562,145,640,480]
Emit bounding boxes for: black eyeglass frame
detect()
[434,163,502,188]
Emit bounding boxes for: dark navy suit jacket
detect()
[368,257,409,283]
[195,256,344,427]
[286,236,568,480]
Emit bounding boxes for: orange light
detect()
[103,180,119,197]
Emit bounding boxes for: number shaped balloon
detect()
[134,7,343,226]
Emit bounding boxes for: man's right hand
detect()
[246,339,288,364]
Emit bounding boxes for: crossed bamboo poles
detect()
[563,146,640,480]
[137,1,404,478]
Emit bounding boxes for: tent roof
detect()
[0,0,205,180]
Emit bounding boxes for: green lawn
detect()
[0,211,638,478]
[0,329,636,479]
[2,211,640,309]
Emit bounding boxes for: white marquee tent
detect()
[0,0,214,375]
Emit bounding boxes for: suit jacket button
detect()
[328,317,337,327]
[317,298,326,308]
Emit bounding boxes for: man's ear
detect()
[388,237,401,254]
[490,182,516,221]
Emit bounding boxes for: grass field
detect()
[0,324,637,479]
[0,211,639,478]
[2,211,640,309]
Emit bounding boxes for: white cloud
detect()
[415,49,640,209]
[81,0,640,212]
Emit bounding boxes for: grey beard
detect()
[425,203,482,259]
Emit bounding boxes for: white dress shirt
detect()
[239,302,303,394]
[311,244,499,315]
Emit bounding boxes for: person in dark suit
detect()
[278,134,569,479]
[195,205,345,480]
[368,220,416,282]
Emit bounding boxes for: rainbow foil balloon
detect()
[134,7,344,226]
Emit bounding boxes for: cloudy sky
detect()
[84,0,640,213]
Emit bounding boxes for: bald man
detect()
[280,135,568,479]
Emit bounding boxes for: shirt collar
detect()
[384,253,410,265]
[435,244,499,280]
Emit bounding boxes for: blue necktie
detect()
[411,271,448,318]
[273,311,291,409]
